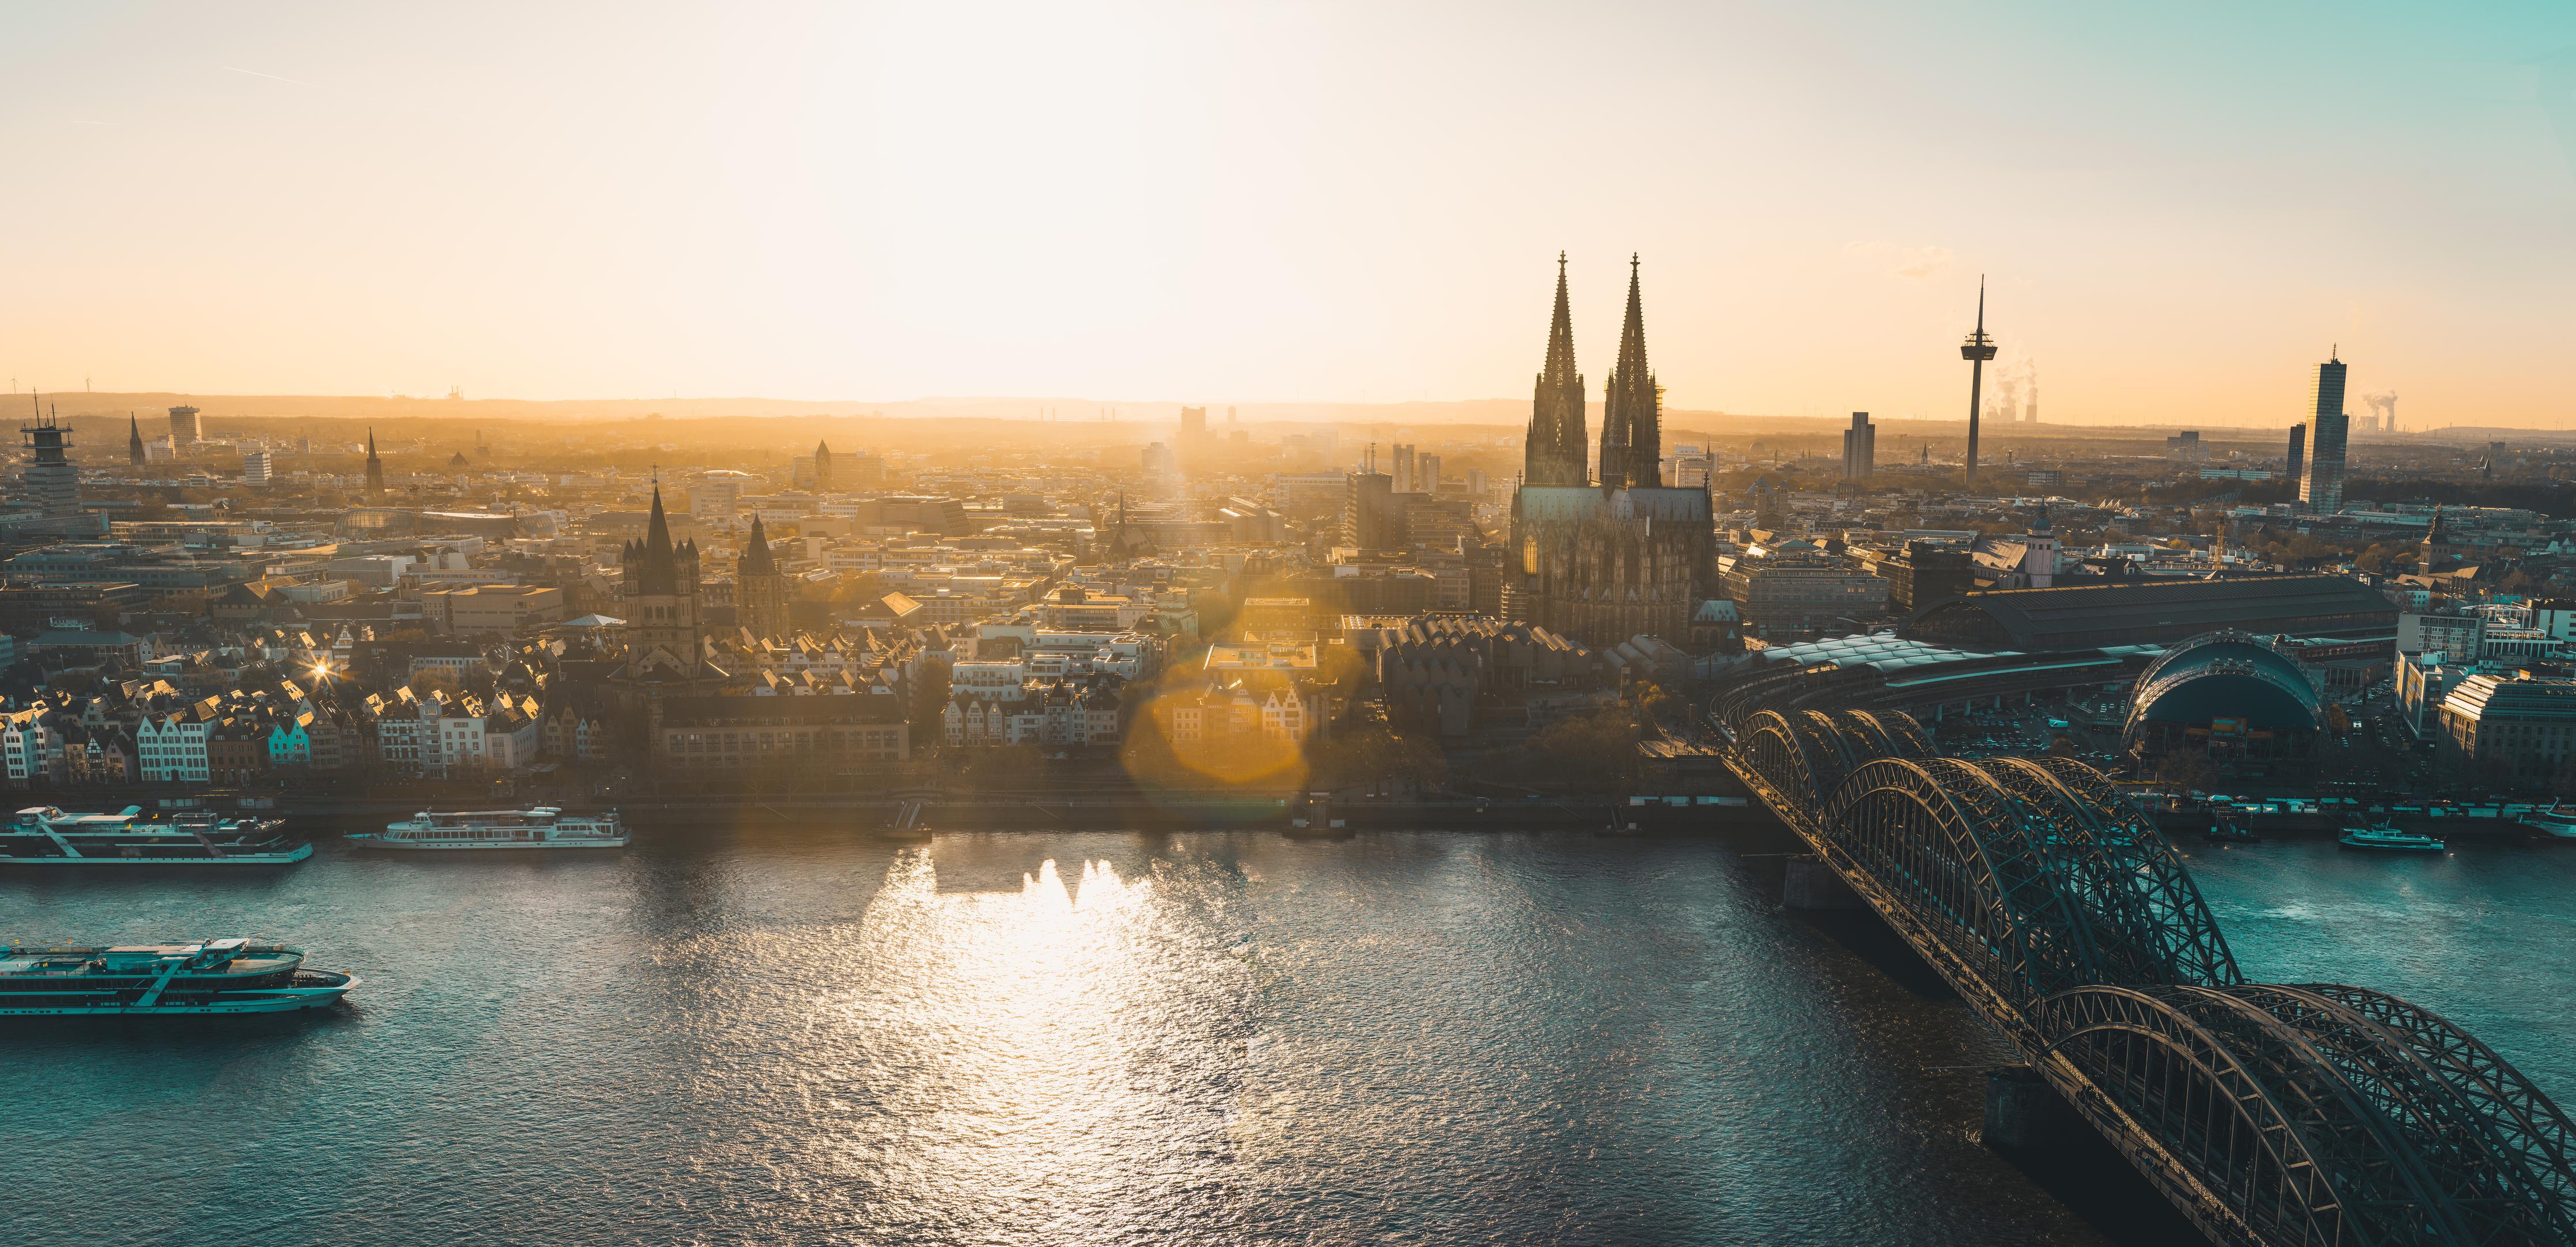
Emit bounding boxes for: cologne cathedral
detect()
[1502,255,1714,646]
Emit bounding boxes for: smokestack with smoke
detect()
[2362,391,2397,433]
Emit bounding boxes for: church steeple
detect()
[738,513,777,577]
[363,428,385,493]
[1523,252,1589,486]
[128,412,145,465]
[637,483,680,594]
[1600,253,1660,489]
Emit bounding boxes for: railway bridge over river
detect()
[1716,696,2576,1246]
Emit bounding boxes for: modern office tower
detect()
[1959,278,1997,487]
[242,449,272,486]
[1597,255,1660,487]
[1342,469,1398,550]
[1391,444,1416,492]
[1842,412,1876,482]
[1524,252,1589,486]
[168,404,202,448]
[2300,351,2350,513]
[364,429,386,493]
[2286,423,2307,487]
[20,404,79,513]
[128,414,146,465]
[1180,406,1208,438]
[1418,454,1442,493]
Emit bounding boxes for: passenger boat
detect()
[353,806,627,850]
[0,939,357,1015]
[0,806,312,866]
[2338,825,2445,853]
[2519,805,2576,841]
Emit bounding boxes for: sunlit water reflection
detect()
[9,829,2556,1246]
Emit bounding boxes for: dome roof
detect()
[2123,631,2320,737]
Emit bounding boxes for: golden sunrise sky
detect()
[5,2,2573,427]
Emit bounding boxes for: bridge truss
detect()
[1724,705,2576,1247]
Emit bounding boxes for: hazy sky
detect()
[6,2,2573,427]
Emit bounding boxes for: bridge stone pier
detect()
[1718,699,2576,1247]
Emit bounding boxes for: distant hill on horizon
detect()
[15,391,2559,443]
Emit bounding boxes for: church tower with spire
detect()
[363,429,386,494]
[736,513,789,641]
[620,482,706,679]
[812,440,834,492]
[1597,255,1660,488]
[1505,252,1713,647]
[128,413,146,466]
[1522,253,1589,486]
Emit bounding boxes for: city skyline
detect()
[5,3,2573,427]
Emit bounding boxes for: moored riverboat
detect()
[0,939,357,1015]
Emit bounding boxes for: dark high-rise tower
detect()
[363,429,386,494]
[1960,278,1997,489]
[2285,422,2307,488]
[21,398,79,514]
[1599,254,1659,488]
[2300,350,2350,514]
[128,412,146,465]
[1522,253,1588,486]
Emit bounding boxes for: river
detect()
[2,828,2566,1246]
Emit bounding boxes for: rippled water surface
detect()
[4,828,2567,1246]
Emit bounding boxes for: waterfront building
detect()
[2396,651,2462,736]
[2437,670,2576,782]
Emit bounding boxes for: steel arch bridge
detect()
[1724,705,2576,1246]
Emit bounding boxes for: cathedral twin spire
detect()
[1523,252,1661,489]
[1600,255,1659,489]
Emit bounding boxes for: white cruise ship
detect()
[354,806,628,850]
[0,806,312,866]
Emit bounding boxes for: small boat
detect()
[0,939,357,1015]
[877,800,933,843]
[2339,825,2445,853]
[353,807,627,850]
[2520,805,2576,841]
[2204,818,2259,844]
